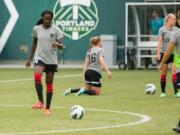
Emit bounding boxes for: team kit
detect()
[20,8,180,132]
[25,10,111,115]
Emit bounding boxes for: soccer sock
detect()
[34,73,43,103]
[177,73,180,89]
[84,90,96,95]
[71,88,80,93]
[46,84,53,109]
[160,74,166,93]
[172,74,178,94]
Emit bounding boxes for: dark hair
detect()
[36,18,43,25]
[36,10,54,25]
[153,10,160,14]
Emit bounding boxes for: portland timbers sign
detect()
[53,0,99,40]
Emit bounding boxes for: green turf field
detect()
[0,68,179,135]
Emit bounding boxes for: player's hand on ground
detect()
[26,60,31,68]
[107,71,112,79]
[52,42,64,49]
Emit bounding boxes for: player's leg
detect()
[45,71,54,114]
[173,120,180,133]
[84,86,101,95]
[63,70,88,96]
[170,62,179,97]
[75,84,92,96]
[176,70,180,89]
[173,71,180,132]
[160,64,168,97]
[64,88,81,96]
[32,64,45,109]
[76,70,102,96]
[83,79,102,95]
[64,86,92,96]
[75,69,93,96]
[64,70,89,96]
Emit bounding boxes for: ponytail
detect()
[36,18,43,25]
[90,36,101,46]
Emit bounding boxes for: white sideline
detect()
[0,105,151,135]
[0,74,82,83]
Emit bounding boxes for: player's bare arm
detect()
[83,58,89,75]
[156,36,163,61]
[99,54,112,79]
[26,37,38,67]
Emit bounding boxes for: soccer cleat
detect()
[63,88,71,96]
[160,93,166,97]
[173,125,180,133]
[76,89,85,96]
[32,102,44,109]
[173,126,180,133]
[44,109,51,115]
[175,92,180,98]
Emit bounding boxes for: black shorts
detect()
[160,53,174,64]
[34,60,58,73]
[84,69,102,88]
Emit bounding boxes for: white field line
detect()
[0,74,82,84]
[0,105,151,135]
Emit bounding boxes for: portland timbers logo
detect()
[53,0,99,40]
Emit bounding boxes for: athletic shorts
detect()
[34,60,58,73]
[84,69,102,88]
[160,53,174,64]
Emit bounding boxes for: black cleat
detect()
[173,120,180,133]
[173,127,180,133]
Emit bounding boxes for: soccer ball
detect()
[145,84,156,95]
[70,105,85,119]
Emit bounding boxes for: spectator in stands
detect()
[144,10,164,69]
[150,10,164,37]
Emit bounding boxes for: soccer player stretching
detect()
[26,10,63,115]
[156,14,179,97]
[64,36,112,96]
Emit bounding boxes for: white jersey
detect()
[32,24,63,64]
[159,26,178,53]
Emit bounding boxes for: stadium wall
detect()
[0,0,144,63]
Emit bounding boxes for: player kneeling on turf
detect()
[64,36,112,96]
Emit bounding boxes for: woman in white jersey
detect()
[64,36,112,96]
[156,13,179,97]
[26,10,63,115]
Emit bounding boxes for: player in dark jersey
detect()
[63,36,112,96]
[26,10,63,115]
[156,13,179,97]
